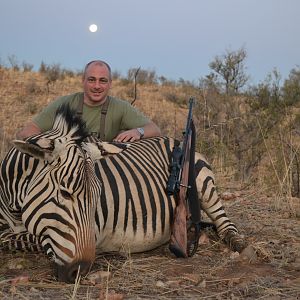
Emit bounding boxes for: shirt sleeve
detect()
[120,101,150,130]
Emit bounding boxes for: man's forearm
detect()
[143,121,161,138]
[16,122,42,140]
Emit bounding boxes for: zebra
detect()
[0,105,246,282]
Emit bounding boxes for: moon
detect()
[89,24,98,33]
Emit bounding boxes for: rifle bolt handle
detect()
[179,184,191,188]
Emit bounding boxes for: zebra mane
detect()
[53,104,89,143]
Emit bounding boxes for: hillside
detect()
[0,68,299,299]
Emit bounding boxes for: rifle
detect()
[167,97,215,258]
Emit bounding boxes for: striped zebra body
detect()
[94,137,175,253]
[0,105,246,282]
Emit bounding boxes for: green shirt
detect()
[33,92,149,142]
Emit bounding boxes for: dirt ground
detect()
[0,191,299,300]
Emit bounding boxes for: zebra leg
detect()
[0,230,43,253]
[195,154,247,253]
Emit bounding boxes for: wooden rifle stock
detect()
[169,126,192,258]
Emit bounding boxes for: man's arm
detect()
[113,121,161,142]
[143,121,161,138]
[16,95,64,140]
[16,122,42,140]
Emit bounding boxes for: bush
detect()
[7,55,19,71]
[39,61,47,73]
[127,68,157,85]
[282,67,300,106]
[22,61,34,72]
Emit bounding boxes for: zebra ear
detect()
[13,139,54,160]
[100,141,130,154]
[85,141,129,160]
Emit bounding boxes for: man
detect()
[16,60,161,142]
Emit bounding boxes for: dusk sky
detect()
[1,0,299,85]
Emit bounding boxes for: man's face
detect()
[83,63,112,106]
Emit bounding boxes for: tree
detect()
[247,68,282,110]
[7,54,19,71]
[282,66,300,105]
[209,47,249,95]
[127,68,157,85]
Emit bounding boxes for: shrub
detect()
[282,67,300,106]
[7,55,19,71]
[22,61,34,72]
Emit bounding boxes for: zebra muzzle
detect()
[55,260,93,283]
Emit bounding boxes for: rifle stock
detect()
[169,192,188,258]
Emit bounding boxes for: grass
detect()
[0,68,300,299]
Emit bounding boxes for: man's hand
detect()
[113,128,142,142]
[113,121,161,143]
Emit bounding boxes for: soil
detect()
[0,191,299,299]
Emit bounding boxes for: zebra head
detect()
[13,105,109,282]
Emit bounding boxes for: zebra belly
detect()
[95,196,175,253]
[95,226,172,253]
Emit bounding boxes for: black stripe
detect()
[201,176,214,195]
[7,150,20,197]
[96,159,119,231]
[121,151,157,235]
[210,206,225,215]
[109,156,139,234]
[123,147,168,234]
[33,212,75,236]
[40,225,76,245]
[24,158,41,186]
[22,181,51,213]
[195,159,212,176]
[208,186,216,202]
[208,196,221,209]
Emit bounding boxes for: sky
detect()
[0,0,299,85]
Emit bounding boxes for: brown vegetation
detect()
[0,67,300,299]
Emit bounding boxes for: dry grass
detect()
[0,69,300,299]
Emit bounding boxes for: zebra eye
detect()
[60,189,72,200]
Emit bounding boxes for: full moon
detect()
[89,24,98,33]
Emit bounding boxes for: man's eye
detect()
[88,78,95,82]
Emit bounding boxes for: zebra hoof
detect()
[222,230,247,253]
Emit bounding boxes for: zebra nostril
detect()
[69,269,79,283]
[64,261,92,283]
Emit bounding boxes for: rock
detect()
[220,192,238,201]
[239,245,258,263]
[197,279,206,288]
[198,232,210,245]
[84,270,112,285]
[230,251,240,260]
[156,280,166,288]
[11,275,29,285]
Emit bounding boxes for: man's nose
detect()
[94,81,102,88]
